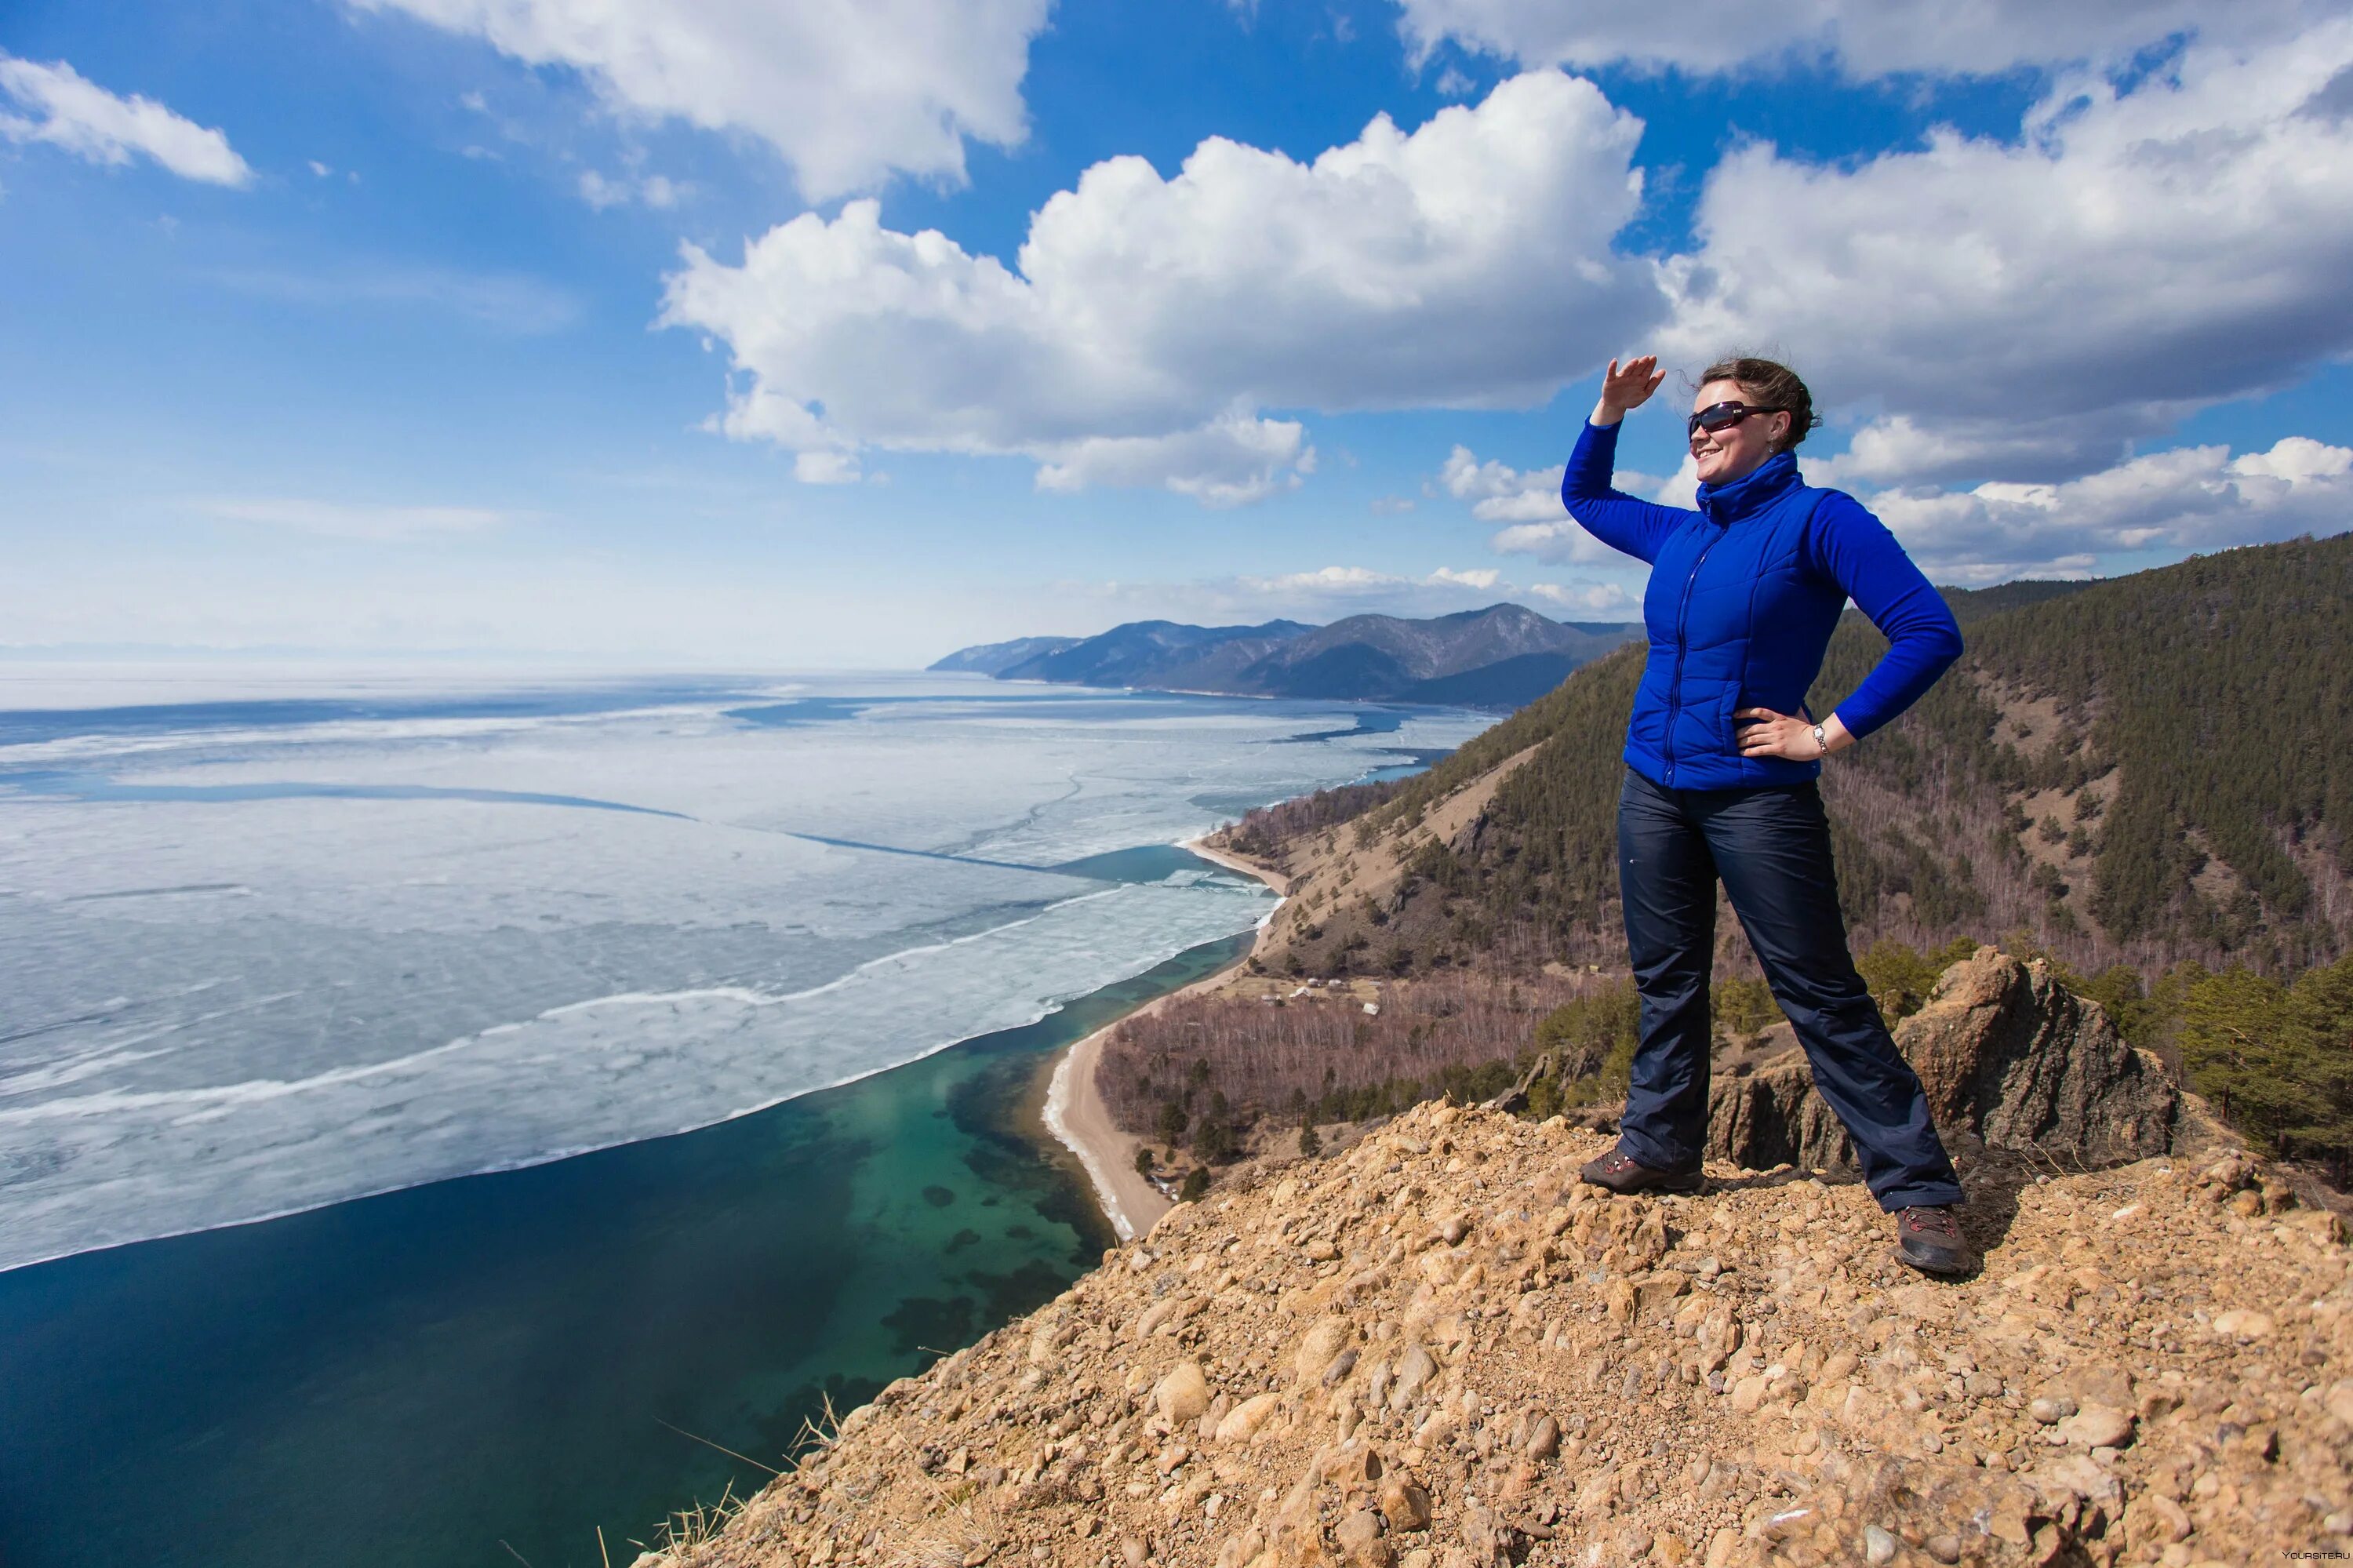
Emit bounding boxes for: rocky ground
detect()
[648,1099,2351,1568]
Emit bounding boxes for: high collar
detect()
[1696,450,1802,524]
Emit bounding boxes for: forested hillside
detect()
[1234,535,2351,982]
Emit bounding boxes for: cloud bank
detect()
[1393,0,2318,77]
[1871,436,2353,580]
[1471,434,2352,580]
[656,13,2353,533]
[1660,18,2353,483]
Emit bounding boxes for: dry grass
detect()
[878,1508,1000,1568]
[635,1481,747,1563]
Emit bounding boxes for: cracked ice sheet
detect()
[0,671,1493,1270]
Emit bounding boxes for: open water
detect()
[0,668,1488,1564]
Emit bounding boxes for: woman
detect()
[1562,352,1973,1277]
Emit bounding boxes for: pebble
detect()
[1155,1362,1209,1424]
[2058,1404,2135,1449]
[1378,1477,1433,1531]
[2213,1308,2275,1340]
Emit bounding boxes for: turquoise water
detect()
[0,932,1249,1567]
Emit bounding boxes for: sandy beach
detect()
[1041,833,1288,1240]
[1181,835,1293,897]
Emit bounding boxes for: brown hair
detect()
[1698,355,1824,454]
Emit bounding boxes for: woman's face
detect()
[1690,378,1791,487]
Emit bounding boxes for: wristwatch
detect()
[1811,722,1829,758]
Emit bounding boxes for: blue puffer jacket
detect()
[1562,419,1962,791]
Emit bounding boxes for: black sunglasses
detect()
[1687,401,1785,438]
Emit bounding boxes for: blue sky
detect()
[4,0,2351,665]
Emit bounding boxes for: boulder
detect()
[1703,948,2177,1173]
[1897,949,2177,1162]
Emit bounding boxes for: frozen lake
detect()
[0,668,1491,1272]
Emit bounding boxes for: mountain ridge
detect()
[931,604,1642,709]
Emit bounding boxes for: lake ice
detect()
[0,670,1490,1271]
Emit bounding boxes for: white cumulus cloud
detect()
[1395,0,2317,77]
[1656,21,2353,483]
[352,0,1049,201]
[0,54,253,186]
[659,71,1653,501]
[1866,436,2353,579]
[1438,445,1560,522]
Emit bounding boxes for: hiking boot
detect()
[1579,1144,1704,1195]
[1894,1205,1976,1276]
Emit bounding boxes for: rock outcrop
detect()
[656,1102,2347,1568]
[1897,950,2177,1165]
[1707,951,2179,1177]
[1704,1028,1858,1177]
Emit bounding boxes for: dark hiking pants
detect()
[1613,767,1963,1211]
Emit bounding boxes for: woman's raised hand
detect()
[1592,355,1667,426]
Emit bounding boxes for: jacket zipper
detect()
[1664,523,1723,787]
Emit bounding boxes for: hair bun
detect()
[1699,355,1818,453]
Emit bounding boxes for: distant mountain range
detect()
[930,604,1642,708]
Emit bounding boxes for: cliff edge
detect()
[649,1101,2348,1568]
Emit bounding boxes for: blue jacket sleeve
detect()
[1560,419,1688,566]
[1804,491,1963,739]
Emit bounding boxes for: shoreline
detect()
[1038,831,1290,1241]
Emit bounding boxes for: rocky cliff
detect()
[652,1097,2348,1568]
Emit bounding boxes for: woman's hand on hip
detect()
[1591,355,1667,426]
[1736,708,1852,760]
